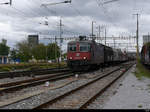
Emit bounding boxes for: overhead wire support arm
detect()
[0,0,12,5]
[41,0,71,7]
[103,0,119,4]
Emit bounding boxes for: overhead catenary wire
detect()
[25,0,45,17]
[96,0,118,27]
[96,0,125,35]
[69,3,82,17]
[30,0,57,17]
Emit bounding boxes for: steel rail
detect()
[0,71,71,88]
[33,65,123,109]
[79,64,133,109]
[0,67,69,79]
[33,63,133,109]
[0,72,74,94]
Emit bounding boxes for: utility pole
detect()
[98,25,101,43]
[98,26,100,37]
[58,18,63,68]
[55,36,57,63]
[43,36,60,68]
[92,21,94,38]
[105,28,107,45]
[46,46,48,68]
[40,0,70,68]
[113,36,115,49]
[148,32,150,44]
[133,13,140,62]
[92,21,96,40]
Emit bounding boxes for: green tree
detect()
[47,43,60,60]
[16,40,32,62]
[63,52,67,59]
[32,43,46,60]
[15,38,61,62]
[0,39,10,56]
[10,49,18,60]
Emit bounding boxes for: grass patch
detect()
[138,104,143,108]
[135,60,150,79]
[0,62,67,72]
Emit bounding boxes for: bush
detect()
[135,60,150,79]
[0,62,67,72]
[0,67,11,72]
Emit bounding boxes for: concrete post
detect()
[7,57,9,64]
[2,56,4,64]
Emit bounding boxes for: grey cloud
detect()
[0,0,149,50]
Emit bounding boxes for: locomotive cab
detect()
[67,38,92,71]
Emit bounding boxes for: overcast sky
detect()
[0,0,149,51]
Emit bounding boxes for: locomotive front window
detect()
[79,43,91,52]
[68,44,76,52]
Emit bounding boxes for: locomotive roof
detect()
[68,40,93,44]
[68,40,113,49]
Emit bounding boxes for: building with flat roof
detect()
[28,35,39,48]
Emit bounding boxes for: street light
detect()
[41,0,71,7]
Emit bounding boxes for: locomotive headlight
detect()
[83,57,86,59]
[70,57,72,59]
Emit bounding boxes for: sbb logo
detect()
[76,53,80,57]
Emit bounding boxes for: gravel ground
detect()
[87,64,133,109]
[2,78,91,109]
[0,76,75,102]
[0,76,32,84]
[0,72,66,85]
[1,66,119,109]
[46,69,123,109]
[88,64,150,109]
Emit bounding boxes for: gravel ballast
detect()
[1,66,119,109]
[87,64,150,109]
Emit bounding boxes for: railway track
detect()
[0,67,69,79]
[0,71,74,94]
[32,63,133,109]
[0,71,78,108]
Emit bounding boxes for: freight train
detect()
[67,36,133,71]
[141,42,150,65]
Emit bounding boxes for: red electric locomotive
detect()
[67,36,113,71]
